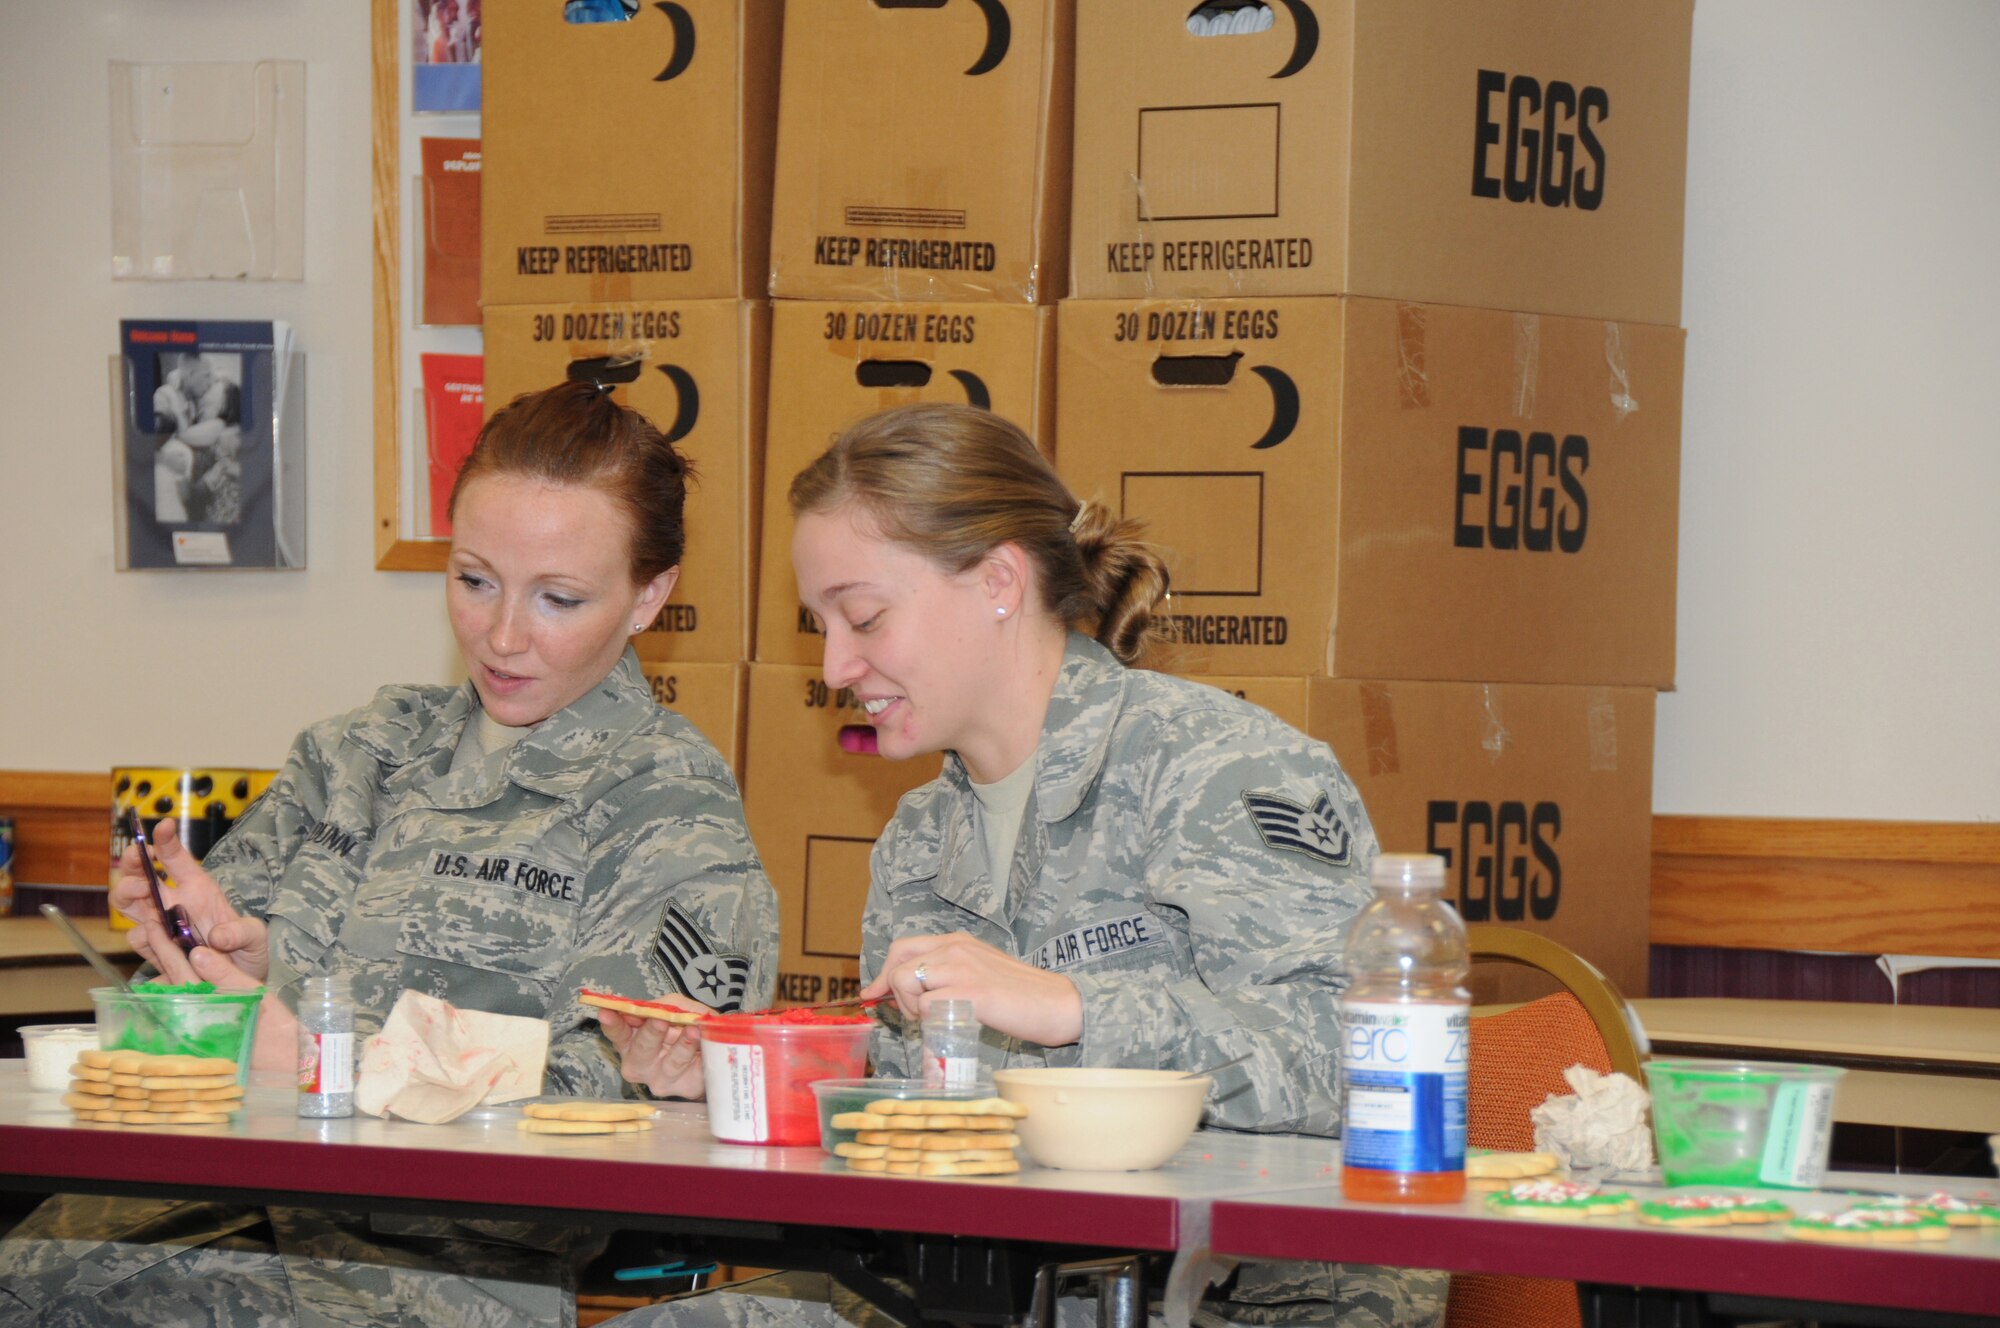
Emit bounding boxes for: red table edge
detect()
[0,1123,1178,1250]
[1207,1199,2000,1319]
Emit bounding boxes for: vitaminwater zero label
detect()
[701,1040,768,1142]
[1340,1002,1468,1173]
[1758,1081,1836,1188]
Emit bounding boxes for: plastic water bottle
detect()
[921,998,981,1089]
[297,976,356,1118]
[1339,853,1469,1202]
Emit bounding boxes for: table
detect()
[0,915,138,1020]
[3,1066,1997,1326]
[1631,997,2000,1134]
[1211,1179,2000,1324]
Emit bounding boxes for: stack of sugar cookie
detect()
[63,1050,242,1126]
[518,1100,657,1135]
[829,1097,1028,1177]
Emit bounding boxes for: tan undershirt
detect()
[449,707,536,775]
[969,752,1038,892]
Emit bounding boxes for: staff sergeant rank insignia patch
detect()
[1242,790,1354,866]
[654,904,751,1013]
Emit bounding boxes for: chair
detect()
[1444,925,1647,1328]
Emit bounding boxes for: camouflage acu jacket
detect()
[206,648,777,1097]
[862,634,1379,1136]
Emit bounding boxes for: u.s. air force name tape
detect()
[1032,912,1165,972]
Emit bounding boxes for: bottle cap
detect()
[1370,853,1447,891]
[924,998,977,1025]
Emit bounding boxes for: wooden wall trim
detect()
[1651,814,2000,961]
[0,771,107,810]
[1,771,111,891]
[1653,814,2000,865]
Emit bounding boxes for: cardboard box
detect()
[768,0,1074,303]
[1058,295,1681,686]
[1187,673,1653,999]
[743,664,943,1007]
[755,300,1058,666]
[481,0,781,304]
[1070,0,1691,325]
[483,300,769,664]
[638,660,747,776]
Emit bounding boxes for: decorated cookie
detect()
[1486,1180,1636,1220]
[578,988,707,1025]
[1786,1206,1950,1244]
[1637,1194,1793,1227]
[1856,1192,2000,1228]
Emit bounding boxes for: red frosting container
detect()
[700,1012,873,1146]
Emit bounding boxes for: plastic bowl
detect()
[1644,1059,1844,1189]
[699,1015,872,1147]
[19,1024,99,1092]
[90,986,261,1081]
[993,1067,1208,1171]
[809,1078,997,1155]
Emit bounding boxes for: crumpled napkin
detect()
[1531,1065,1655,1173]
[355,990,549,1124]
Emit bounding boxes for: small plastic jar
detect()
[20,1024,98,1092]
[700,1012,872,1146]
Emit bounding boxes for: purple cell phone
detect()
[128,808,203,953]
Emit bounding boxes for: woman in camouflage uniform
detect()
[610,404,1441,1328]
[0,381,778,1328]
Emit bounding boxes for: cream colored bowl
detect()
[992,1068,1209,1171]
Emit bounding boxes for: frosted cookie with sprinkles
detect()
[1486,1180,1636,1220]
[1856,1191,2000,1228]
[1787,1205,1951,1244]
[1637,1194,1793,1227]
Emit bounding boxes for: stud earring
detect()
[995,606,1008,618]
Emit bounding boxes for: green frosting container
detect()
[90,984,263,1080]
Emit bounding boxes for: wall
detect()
[1657,0,2000,820]
[2,3,1995,820]
[0,3,450,773]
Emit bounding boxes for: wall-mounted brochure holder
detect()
[109,60,306,281]
[111,321,306,570]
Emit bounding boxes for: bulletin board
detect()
[370,0,482,571]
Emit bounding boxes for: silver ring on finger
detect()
[913,963,929,990]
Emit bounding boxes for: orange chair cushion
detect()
[1447,991,1618,1328]
[1466,990,1615,1153]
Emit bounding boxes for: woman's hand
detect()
[113,817,269,983]
[596,998,709,1100]
[862,932,1084,1048]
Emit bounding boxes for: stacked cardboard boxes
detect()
[480,1,786,770]
[747,3,1076,996]
[1057,0,1695,998]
